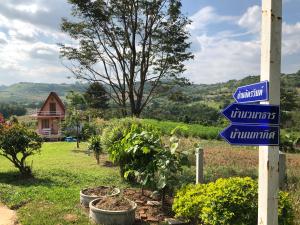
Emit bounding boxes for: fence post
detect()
[279,151,286,189]
[195,148,204,184]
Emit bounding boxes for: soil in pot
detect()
[82,186,118,197]
[80,186,120,208]
[95,196,133,211]
[89,196,137,225]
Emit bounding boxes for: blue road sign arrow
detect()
[233,81,269,103]
[222,103,280,125]
[220,124,279,146]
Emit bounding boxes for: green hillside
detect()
[0,71,299,130]
[0,82,87,105]
[142,71,300,129]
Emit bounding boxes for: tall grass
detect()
[142,119,222,140]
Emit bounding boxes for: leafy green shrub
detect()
[102,118,190,206]
[134,136,190,206]
[173,177,294,225]
[121,124,162,179]
[81,122,98,141]
[101,118,160,177]
[280,132,300,153]
[0,124,43,177]
[172,183,208,224]
[89,135,103,164]
[101,118,139,153]
[279,192,294,225]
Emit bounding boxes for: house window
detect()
[42,119,49,129]
[50,103,56,113]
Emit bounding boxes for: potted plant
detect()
[89,195,137,225]
[80,186,120,208]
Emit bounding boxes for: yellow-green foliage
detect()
[173,177,294,225]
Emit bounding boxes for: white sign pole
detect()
[258,0,282,224]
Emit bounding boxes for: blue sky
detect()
[0,0,299,85]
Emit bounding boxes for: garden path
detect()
[0,203,19,225]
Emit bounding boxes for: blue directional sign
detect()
[233,81,269,103]
[220,124,279,146]
[222,103,280,125]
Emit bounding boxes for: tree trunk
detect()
[19,166,32,178]
[132,109,141,118]
[161,188,166,209]
[76,125,80,149]
[16,162,32,178]
[96,153,100,165]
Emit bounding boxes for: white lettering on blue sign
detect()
[233,81,269,103]
[221,103,280,125]
[230,108,276,120]
[237,88,264,100]
[229,128,277,140]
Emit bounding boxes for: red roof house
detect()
[32,92,65,140]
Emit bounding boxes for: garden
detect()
[0,118,299,225]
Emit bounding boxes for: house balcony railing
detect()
[38,128,62,139]
[36,111,64,117]
[40,128,61,136]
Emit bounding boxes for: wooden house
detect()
[32,92,65,140]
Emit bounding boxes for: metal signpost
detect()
[220,0,282,223]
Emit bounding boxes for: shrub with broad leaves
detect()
[173,177,294,225]
[102,118,190,207]
[0,124,43,177]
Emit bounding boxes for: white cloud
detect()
[0,31,8,44]
[0,2,299,85]
[0,0,75,85]
[9,3,49,14]
[185,35,260,83]
[238,5,261,34]
[0,38,73,85]
[282,22,300,55]
[185,5,300,84]
[188,6,236,31]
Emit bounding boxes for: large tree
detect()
[60,0,193,117]
[84,82,110,110]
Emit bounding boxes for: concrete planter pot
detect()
[80,186,120,208]
[89,198,137,225]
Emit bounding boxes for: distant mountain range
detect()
[0,70,299,109]
[0,82,87,105]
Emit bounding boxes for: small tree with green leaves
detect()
[0,124,43,177]
[63,108,85,148]
[64,91,88,148]
[136,136,189,207]
[89,135,103,164]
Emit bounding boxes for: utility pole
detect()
[258,0,282,224]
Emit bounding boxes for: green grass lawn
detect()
[0,142,123,225]
[0,141,299,224]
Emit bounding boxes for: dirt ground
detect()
[0,203,19,225]
[123,188,173,224]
